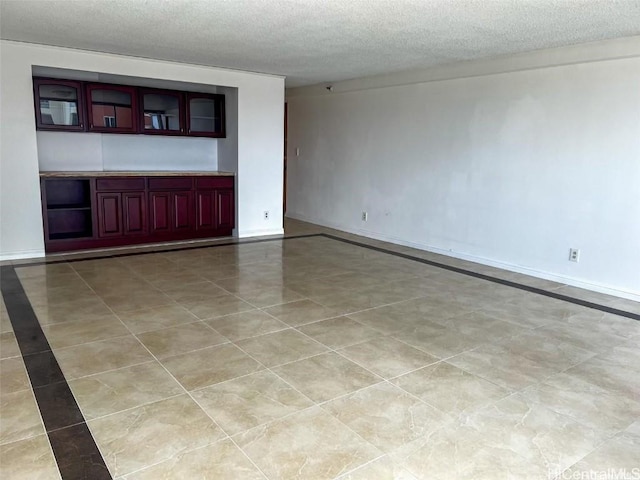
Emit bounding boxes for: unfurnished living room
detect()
[0,1,639,479]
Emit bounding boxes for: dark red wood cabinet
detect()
[33,77,225,138]
[41,175,234,252]
[33,78,86,132]
[86,83,138,134]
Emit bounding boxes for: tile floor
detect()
[1,219,639,479]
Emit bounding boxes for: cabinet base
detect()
[44,229,233,253]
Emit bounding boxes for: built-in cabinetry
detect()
[33,77,225,137]
[41,174,234,252]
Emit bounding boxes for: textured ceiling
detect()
[1,0,640,87]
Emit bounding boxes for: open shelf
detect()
[44,179,93,241]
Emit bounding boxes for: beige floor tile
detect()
[298,316,383,349]
[338,337,439,379]
[136,322,228,359]
[535,322,628,354]
[32,296,114,326]
[522,373,640,438]
[323,382,450,453]
[493,331,596,371]
[161,344,263,391]
[15,263,75,279]
[235,329,328,367]
[161,281,229,307]
[88,394,225,477]
[116,304,198,334]
[100,289,174,313]
[458,394,607,475]
[205,310,288,341]
[433,310,531,341]
[337,456,419,480]
[54,335,153,379]
[236,286,305,308]
[391,421,550,480]
[563,353,640,403]
[0,389,44,445]
[185,294,255,319]
[447,344,558,391]
[192,370,313,435]
[272,352,381,403]
[235,406,381,480]
[0,299,11,334]
[346,299,456,335]
[25,287,99,309]
[141,270,208,290]
[0,434,61,479]
[393,324,482,359]
[0,357,30,394]
[262,299,342,326]
[477,296,575,328]
[41,317,130,349]
[0,332,20,359]
[564,432,640,479]
[392,362,508,416]
[125,439,265,479]
[69,361,184,420]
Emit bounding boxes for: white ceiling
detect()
[1,0,639,87]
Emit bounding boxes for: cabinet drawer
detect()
[96,178,145,191]
[148,177,193,190]
[195,177,234,189]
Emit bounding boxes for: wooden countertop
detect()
[40,171,235,178]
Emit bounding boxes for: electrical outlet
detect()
[264,211,269,220]
[569,248,580,262]
[361,211,368,221]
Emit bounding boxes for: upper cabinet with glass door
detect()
[186,93,225,138]
[140,88,184,135]
[33,79,86,131]
[86,84,138,133]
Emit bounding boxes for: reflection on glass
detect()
[143,93,180,131]
[90,89,133,128]
[39,84,79,126]
[189,97,220,133]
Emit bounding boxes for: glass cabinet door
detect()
[186,93,225,137]
[86,84,137,133]
[34,79,85,131]
[140,89,184,134]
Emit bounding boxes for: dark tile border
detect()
[1,266,111,480]
[1,232,637,478]
[322,234,640,322]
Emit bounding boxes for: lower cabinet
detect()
[195,188,234,231]
[150,190,194,234]
[42,175,234,252]
[97,191,147,237]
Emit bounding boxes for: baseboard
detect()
[238,228,285,239]
[0,249,46,261]
[286,212,640,302]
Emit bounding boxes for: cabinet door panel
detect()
[215,189,234,230]
[173,191,193,231]
[97,193,123,237]
[196,190,215,230]
[34,78,86,132]
[123,192,147,236]
[149,192,172,234]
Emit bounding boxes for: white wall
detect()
[37,132,218,171]
[286,38,640,299]
[0,40,284,260]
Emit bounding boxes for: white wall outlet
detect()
[569,248,580,262]
[264,211,269,220]
[295,148,300,157]
[362,211,368,221]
